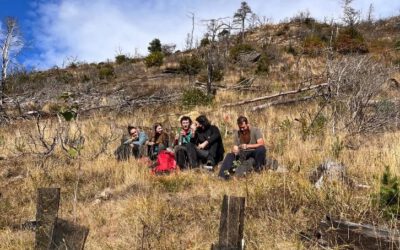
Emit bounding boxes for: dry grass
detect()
[1,99,399,249]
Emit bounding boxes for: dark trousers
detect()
[218,146,267,178]
[115,144,141,161]
[185,142,220,167]
[175,145,191,169]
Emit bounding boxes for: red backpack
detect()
[151,150,177,174]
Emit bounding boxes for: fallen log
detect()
[223,82,328,107]
[320,216,400,249]
[194,80,227,89]
[251,94,324,111]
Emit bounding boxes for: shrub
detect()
[155,175,193,193]
[229,43,255,62]
[200,37,210,47]
[255,53,271,74]
[395,40,400,51]
[115,54,129,64]
[179,55,203,76]
[98,64,115,80]
[303,35,325,56]
[144,51,164,68]
[275,24,290,36]
[285,44,297,56]
[197,68,224,83]
[81,74,91,82]
[377,166,400,218]
[393,58,400,66]
[181,88,213,106]
[148,38,162,53]
[56,71,74,84]
[334,27,368,54]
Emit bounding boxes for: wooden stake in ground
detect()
[34,188,89,250]
[35,188,60,250]
[212,195,246,250]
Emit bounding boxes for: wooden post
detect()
[212,195,246,250]
[35,188,60,250]
[34,188,89,250]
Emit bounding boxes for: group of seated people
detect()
[114,115,267,179]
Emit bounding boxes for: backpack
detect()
[151,150,177,175]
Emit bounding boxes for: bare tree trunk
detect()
[223,82,328,107]
[190,12,195,50]
[1,17,22,107]
[1,24,14,106]
[241,19,245,42]
[207,51,213,95]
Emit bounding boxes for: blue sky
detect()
[1,0,399,70]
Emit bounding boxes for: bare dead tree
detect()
[186,12,195,50]
[200,18,230,95]
[367,3,374,23]
[328,56,399,134]
[1,17,24,106]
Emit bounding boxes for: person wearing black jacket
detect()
[187,115,224,169]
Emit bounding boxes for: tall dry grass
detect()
[1,99,399,249]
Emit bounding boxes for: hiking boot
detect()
[203,161,214,171]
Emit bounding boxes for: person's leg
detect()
[115,144,131,161]
[218,153,236,179]
[175,146,188,169]
[185,142,199,168]
[132,144,141,158]
[252,146,267,171]
[206,142,219,165]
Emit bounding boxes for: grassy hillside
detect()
[1,15,400,249]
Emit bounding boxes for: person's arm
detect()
[122,135,132,144]
[133,131,148,146]
[206,126,221,145]
[198,126,221,149]
[240,128,264,150]
[161,133,169,149]
[189,126,198,144]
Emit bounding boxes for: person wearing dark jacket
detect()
[218,116,266,179]
[187,115,224,169]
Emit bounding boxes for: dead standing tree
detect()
[1,17,23,106]
[200,18,230,95]
[327,56,399,134]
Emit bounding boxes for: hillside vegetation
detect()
[1,6,400,249]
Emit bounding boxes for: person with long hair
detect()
[147,123,169,160]
[187,115,224,170]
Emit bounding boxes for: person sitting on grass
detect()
[187,115,224,170]
[173,116,195,169]
[114,125,148,161]
[147,123,169,161]
[218,116,266,179]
